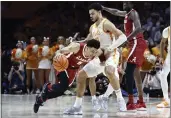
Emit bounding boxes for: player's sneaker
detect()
[157,99,170,108]
[92,98,101,111]
[136,100,146,110]
[63,106,83,115]
[126,102,136,110]
[98,95,108,111]
[33,95,44,113]
[117,98,127,112]
[33,83,51,113]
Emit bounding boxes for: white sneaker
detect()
[98,95,108,111]
[117,98,127,112]
[92,98,101,111]
[157,99,170,108]
[63,106,82,115]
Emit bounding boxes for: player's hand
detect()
[105,47,113,56]
[54,50,63,59]
[158,57,164,64]
[95,48,103,57]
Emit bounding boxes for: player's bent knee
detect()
[105,66,115,76]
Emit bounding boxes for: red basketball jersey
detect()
[67,43,91,68]
[124,9,145,47]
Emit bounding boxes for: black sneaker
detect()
[33,95,43,113]
[33,83,51,113]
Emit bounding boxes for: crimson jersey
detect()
[67,43,91,68]
[124,9,145,47]
[56,43,92,86]
[124,9,147,67]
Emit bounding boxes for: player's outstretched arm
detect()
[76,26,93,43]
[103,20,127,51]
[102,5,126,17]
[55,42,80,56]
[76,33,92,43]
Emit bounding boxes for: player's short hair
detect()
[88,3,102,11]
[87,39,100,49]
[123,1,134,6]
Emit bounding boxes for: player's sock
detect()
[128,94,134,103]
[92,95,97,100]
[139,95,144,103]
[74,97,82,108]
[103,83,114,98]
[115,89,123,100]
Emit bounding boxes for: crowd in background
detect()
[1,1,170,97]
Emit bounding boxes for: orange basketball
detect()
[53,55,69,72]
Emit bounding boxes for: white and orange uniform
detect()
[157,26,170,107]
[83,18,120,78]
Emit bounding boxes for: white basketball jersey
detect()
[91,18,115,49]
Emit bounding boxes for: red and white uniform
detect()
[65,43,91,86]
[124,9,147,67]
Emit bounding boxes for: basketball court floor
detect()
[2,94,170,118]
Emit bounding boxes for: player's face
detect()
[89,9,99,22]
[30,37,36,44]
[85,47,98,58]
[123,2,131,11]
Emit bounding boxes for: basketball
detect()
[53,54,69,72]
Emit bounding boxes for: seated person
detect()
[143,64,163,98]
[8,62,25,94]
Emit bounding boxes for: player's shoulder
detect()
[103,18,114,27]
[90,23,96,31]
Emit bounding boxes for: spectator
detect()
[25,37,39,94]
[7,62,25,94]
[57,36,66,49]
[38,37,53,87]
[143,66,163,97]
[95,73,109,96]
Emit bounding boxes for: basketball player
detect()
[64,3,127,115]
[102,2,147,110]
[157,26,170,108]
[33,39,100,113]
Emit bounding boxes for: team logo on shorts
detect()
[131,57,136,63]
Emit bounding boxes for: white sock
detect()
[92,95,96,100]
[73,97,82,108]
[114,89,123,100]
[103,83,114,98]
